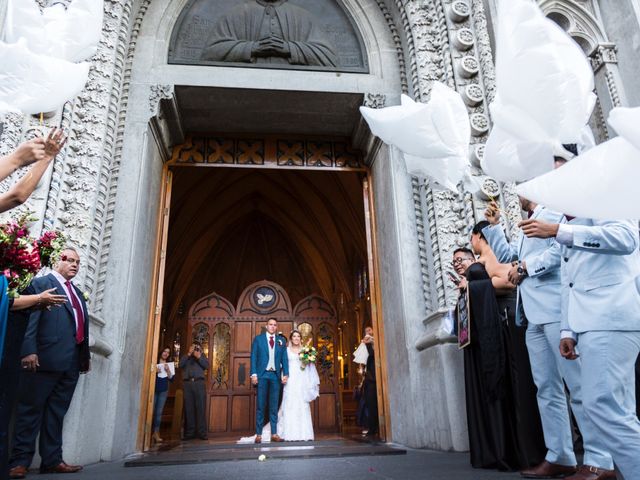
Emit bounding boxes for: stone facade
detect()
[1,0,639,464]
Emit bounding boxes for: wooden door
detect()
[186,281,339,436]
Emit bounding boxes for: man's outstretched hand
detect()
[519,219,559,239]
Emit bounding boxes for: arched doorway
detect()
[132,0,402,451]
[140,143,384,447]
[186,281,340,436]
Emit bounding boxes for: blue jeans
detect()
[152,390,168,433]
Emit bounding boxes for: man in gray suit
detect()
[483,198,614,479]
[521,214,640,480]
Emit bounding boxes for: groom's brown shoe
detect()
[521,460,577,478]
[271,434,284,442]
[255,435,262,444]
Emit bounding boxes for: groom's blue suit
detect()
[250,333,289,435]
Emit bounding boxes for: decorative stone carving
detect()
[463,83,484,106]
[453,28,474,51]
[363,93,386,109]
[456,55,479,78]
[590,42,618,71]
[469,112,489,136]
[169,0,367,73]
[149,84,174,115]
[478,176,500,200]
[449,1,471,23]
[94,0,149,319]
[375,0,409,94]
[469,143,484,167]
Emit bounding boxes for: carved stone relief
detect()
[168,0,368,73]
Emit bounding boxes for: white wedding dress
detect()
[237,347,319,443]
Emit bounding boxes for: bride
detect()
[278,330,319,441]
[238,330,320,443]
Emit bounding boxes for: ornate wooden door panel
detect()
[187,281,339,436]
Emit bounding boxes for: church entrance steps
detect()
[124,437,406,467]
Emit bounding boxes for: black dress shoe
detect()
[198,434,208,440]
[182,435,195,440]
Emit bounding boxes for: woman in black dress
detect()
[454,240,545,471]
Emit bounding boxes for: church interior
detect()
[154,164,375,440]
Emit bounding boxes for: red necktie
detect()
[66,281,85,344]
[269,335,274,349]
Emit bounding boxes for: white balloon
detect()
[608,107,640,152]
[517,106,640,219]
[481,0,595,182]
[5,0,103,62]
[516,137,640,220]
[360,82,471,191]
[0,40,90,115]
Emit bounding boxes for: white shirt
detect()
[266,332,276,371]
[51,271,81,332]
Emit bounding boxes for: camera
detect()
[194,346,201,352]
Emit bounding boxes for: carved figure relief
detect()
[201,0,338,67]
[169,0,368,72]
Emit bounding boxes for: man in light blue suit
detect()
[522,215,640,480]
[250,317,289,443]
[483,197,614,479]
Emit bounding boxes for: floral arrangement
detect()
[37,230,66,268]
[0,214,42,297]
[0,214,66,298]
[299,344,318,370]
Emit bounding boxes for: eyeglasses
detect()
[452,257,471,266]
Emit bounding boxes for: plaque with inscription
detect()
[169,0,368,73]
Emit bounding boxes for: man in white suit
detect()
[483,198,614,479]
[521,214,640,480]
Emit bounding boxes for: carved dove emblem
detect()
[256,293,274,305]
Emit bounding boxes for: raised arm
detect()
[483,224,518,263]
[0,129,67,213]
[0,137,47,182]
[567,220,639,255]
[197,353,209,370]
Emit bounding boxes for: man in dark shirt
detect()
[179,342,209,440]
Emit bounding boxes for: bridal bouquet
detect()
[0,214,66,297]
[299,345,317,370]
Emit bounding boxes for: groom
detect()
[250,318,289,443]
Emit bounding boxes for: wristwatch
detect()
[517,261,528,277]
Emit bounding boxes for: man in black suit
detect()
[8,247,90,479]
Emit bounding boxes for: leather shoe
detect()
[40,462,83,474]
[271,434,284,442]
[9,465,27,479]
[521,460,577,478]
[565,465,617,480]
[255,435,262,444]
[198,434,208,440]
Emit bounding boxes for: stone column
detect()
[590,42,628,137]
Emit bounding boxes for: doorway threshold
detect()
[124,437,405,467]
